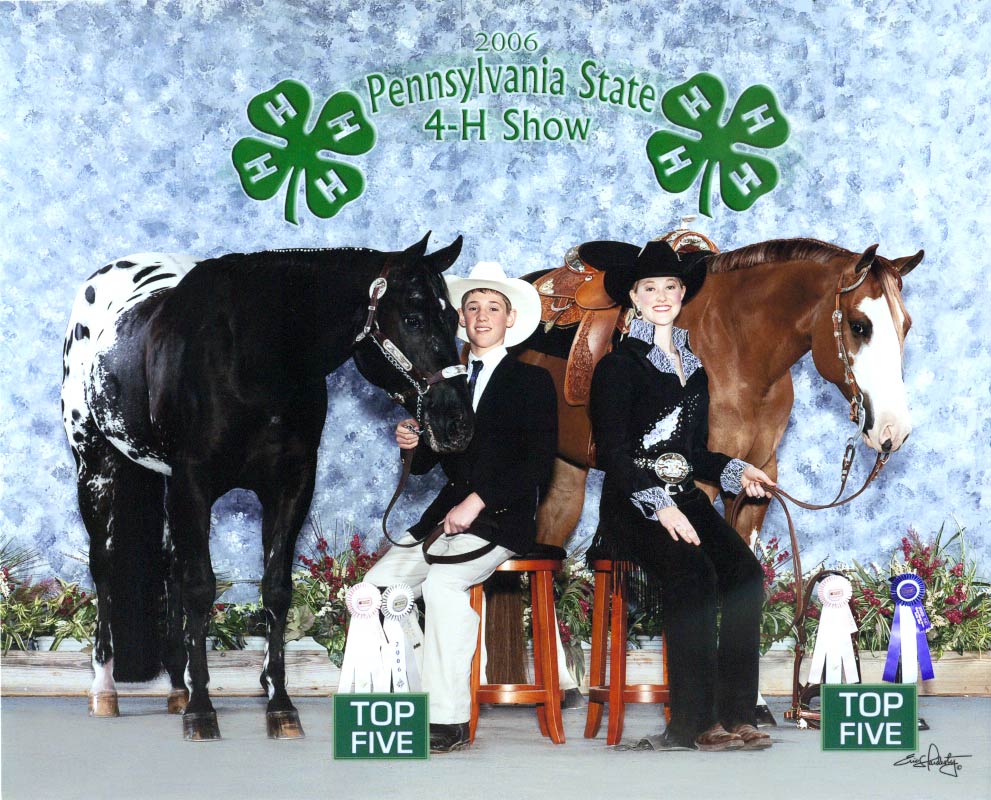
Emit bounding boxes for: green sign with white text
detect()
[821,684,918,751]
[333,693,429,760]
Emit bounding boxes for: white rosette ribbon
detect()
[381,584,422,693]
[807,575,859,684]
[338,582,388,693]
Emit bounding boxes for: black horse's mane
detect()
[707,238,853,274]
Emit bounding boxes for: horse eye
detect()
[850,320,872,339]
[403,314,423,330]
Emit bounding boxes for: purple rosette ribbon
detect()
[883,573,935,683]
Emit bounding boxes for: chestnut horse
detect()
[61,234,473,740]
[530,238,923,551]
[485,237,922,691]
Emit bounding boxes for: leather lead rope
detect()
[380,444,499,565]
[729,451,889,636]
[381,446,418,549]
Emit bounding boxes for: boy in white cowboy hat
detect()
[365,261,557,752]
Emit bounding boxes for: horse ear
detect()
[889,249,924,277]
[423,235,464,273]
[406,231,431,260]
[853,244,879,274]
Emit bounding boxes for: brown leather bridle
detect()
[353,256,468,425]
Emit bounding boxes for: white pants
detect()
[365,532,513,725]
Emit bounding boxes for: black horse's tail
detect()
[110,456,168,682]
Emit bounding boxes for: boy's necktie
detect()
[468,359,484,399]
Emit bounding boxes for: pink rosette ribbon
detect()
[808,574,860,684]
[338,582,388,693]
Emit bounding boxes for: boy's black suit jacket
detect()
[408,355,557,555]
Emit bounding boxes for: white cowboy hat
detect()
[444,261,542,348]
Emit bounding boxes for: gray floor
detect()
[2,695,989,800]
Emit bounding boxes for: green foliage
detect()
[760,521,990,657]
[287,516,382,665]
[1,575,97,653]
[551,561,594,686]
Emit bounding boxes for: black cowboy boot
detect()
[429,722,470,753]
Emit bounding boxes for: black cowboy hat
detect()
[602,239,708,307]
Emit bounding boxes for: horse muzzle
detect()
[863,418,912,454]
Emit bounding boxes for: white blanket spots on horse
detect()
[61,253,199,475]
[643,406,681,449]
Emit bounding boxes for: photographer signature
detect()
[893,744,972,778]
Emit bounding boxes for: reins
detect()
[357,258,493,565]
[380,444,498,564]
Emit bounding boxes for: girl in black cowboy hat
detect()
[590,239,775,751]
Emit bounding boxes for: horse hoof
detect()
[183,711,222,741]
[167,688,190,715]
[267,709,305,740]
[89,691,120,717]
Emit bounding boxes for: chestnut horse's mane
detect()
[707,238,852,273]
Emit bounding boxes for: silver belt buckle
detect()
[652,452,690,483]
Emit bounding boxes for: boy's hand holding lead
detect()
[395,418,421,450]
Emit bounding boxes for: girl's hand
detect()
[656,506,699,546]
[741,466,776,498]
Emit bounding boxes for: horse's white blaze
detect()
[853,295,912,450]
[62,253,198,474]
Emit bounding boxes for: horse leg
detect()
[77,462,119,718]
[716,373,792,541]
[258,467,315,739]
[168,467,220,741]
[162,521,189,714]
[485,458,589,685]
[536,458,590,547]
[75,437,167,716]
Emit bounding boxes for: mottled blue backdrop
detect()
[1,0,988,596]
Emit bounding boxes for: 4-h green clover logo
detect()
[232,79,376,225]
[646,73,789,217]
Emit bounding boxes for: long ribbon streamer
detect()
[338,583,389,693]
[808,574,860,684]
[883,574,935,683]
[381,584,422,692]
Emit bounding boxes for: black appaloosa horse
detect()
[61,233,473,741]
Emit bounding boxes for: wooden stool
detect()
[584,558,670,745]
[469,558,565,744]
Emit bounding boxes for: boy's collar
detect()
[469,344,509,366]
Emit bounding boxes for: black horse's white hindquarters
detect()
[63,255,196,713]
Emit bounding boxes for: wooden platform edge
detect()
[2,649,988,697]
